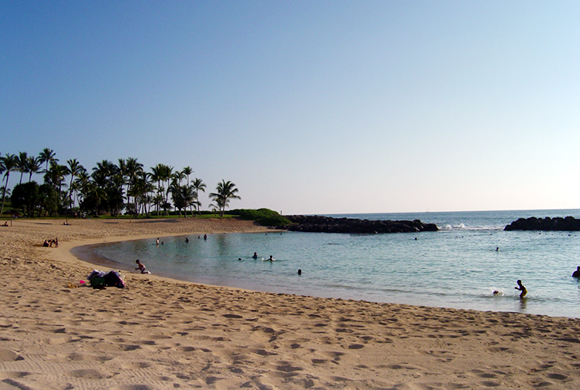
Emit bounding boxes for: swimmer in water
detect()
[252,252,258,259]
[268,255,274,262]
[515,280,527,298]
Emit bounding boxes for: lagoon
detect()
[84,209,580,318]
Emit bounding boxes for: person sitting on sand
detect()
[43,240,49,247]
[2,221,8,227]
[515,280,527,298]
[135,260,150,274]
[572,266,580,278]
[252,252,258,259]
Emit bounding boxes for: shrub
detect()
[231,208,291,227]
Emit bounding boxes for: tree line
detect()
[0,148,240,218]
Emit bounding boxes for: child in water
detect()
[515,280,527,298]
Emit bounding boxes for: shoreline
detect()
[52,217,274,290]
[1,218,580,388]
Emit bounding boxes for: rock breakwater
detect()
[504,216,580,231]
[283,215,438,234]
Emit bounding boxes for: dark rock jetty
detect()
[282,215,438,234]
[504,216,580,231]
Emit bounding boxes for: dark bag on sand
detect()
[104,270,125,288]
[90,276,107,289]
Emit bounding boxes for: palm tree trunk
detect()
[1,175,10,216]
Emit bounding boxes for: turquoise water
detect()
[81,209,580,318]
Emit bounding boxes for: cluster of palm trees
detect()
[0,148,241,218]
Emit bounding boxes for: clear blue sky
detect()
[1,1,579,214]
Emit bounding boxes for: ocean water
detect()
[78,209,580,318]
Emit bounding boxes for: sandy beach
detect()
[1,218,579,389]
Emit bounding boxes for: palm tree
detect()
[38,148,58,173]
[159,165,173,215]
[152,193,164,216]
[17,152,28,184]
[149,163,173,214]
[182,166,193,186]
[92,160,117,187]
[45,162,69,211]
[84,182,108,216]
[209,180,241,217]
[138,176,154,216]
[181,185,195,217]
[169,181,185,217]
[127,172,151,216]
[191,178,206,214]
[26,156,42,182]
[125,157,144,207]
[91,160,122,215]
[149,164,163,192]
[0,153,18,215]
[73,170,90,209]
[173,170,186,187]
[66,159,85,209]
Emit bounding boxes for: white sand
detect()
[1,218,579,389]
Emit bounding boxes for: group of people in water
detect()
[134,238,580,297]
[251,252,274,262]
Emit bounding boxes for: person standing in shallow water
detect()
[572,266,580,278]
[515,280,527,298]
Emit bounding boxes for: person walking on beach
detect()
[515,280,527,298]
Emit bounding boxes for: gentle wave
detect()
[438,223,505,231]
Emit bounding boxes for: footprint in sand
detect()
[119,362,151,370]
[66,353,112,362]
[0,349,23,362]
[0,372,29,380]
[547,373,569,381]
[69,369,104,379]
[223,313,244,319]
